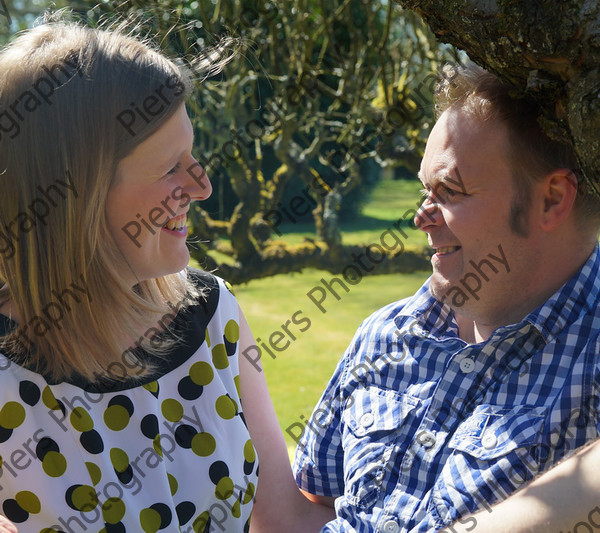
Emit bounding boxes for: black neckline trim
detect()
[0,269,221,393]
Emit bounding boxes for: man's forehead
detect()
[418,156,459,185]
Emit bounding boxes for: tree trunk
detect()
[395,0,600,198]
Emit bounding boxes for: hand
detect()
[0,515,17,533]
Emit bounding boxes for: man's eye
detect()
[165,162,182,177]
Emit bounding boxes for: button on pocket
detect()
[431,404,547,525]
[382,519,400,532]
[360,413,375,428]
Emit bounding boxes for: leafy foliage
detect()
[5,0,456,281]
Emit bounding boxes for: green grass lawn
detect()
[230,177,432,451]
[235,269,429,452]
[273,178,429,250]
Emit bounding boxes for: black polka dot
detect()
[57,399,66,415]
[2,499,28,523]
[36,437,59,461]
[108,395,134,416]
[80,430,104,454]
[177,377,203,401]
[224,338,237,357]
[209,461,229,485]
[0,426,13,443]
[175,501,196,524]
[115,465,134,484]
[105,521,126,533]
[175,425,197,449]
[243,460,254,476]
[150,502,172,529]
[19,380,41,406]
[140,414,159,439]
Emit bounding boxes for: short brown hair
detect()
[435,62,600,236]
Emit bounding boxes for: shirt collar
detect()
[394,244,600,344]
[525,243,600,343]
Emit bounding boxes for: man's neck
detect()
[454,239,597,344]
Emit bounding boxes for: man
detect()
[292,63,600,532]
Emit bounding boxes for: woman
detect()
[0,15,332,533]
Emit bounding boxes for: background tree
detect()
[394,0,600,202]
[3,1,461,282]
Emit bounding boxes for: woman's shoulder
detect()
[185,267,237,303]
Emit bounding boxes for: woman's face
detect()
[107,104,211,285]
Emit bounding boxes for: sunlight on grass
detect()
[192,176,433,450]
[235,268,430,450]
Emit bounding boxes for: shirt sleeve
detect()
[292,343,350,498]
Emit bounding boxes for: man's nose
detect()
[414,196,442,232]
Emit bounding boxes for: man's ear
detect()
[536,168,578,231]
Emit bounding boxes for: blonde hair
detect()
[0,17,228,382]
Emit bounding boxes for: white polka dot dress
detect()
[0,272,257,532]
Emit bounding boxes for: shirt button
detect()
[482,433,498,449]
[360,413,374,428]
[459,358,476,373]
[418,430,436,448]
[383,519,400,533]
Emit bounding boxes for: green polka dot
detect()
[140,507,162,533]
[71,407,94,432]
[225,281,235,295]
[193,510,210,532]
[191,432,216,457]
[232,499,241,518]
[215,395,237,420]
[224,320,239,343]
[15,491,40,514]
[243,440,255,463]
[143,381,158,394]
[42,451,67,477]
[41,386,60,410]
[109,448,129,472]
[243,482,255,504]
[215,477,234,500]
[161,399,183,422]
[85,462,102,485]
[189,361,214,386]
[104,405,130,431]
[153,435,163,457]
[102,497,126,523]
[167,473,178,496]
[72,485,98,511]
[205,328,211,347]
[234,375,241,397]
[212,344,229,369]
[0,402,25,429]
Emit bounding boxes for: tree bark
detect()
[395,0,600,198]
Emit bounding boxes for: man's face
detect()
[415,107,542,324]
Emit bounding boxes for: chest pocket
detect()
[341,386,420,509]
[431,404,547,527]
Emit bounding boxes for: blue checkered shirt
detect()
[293,245,600,532]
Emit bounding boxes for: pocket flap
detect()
[449,404,547,459]
[343,386,420,438]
